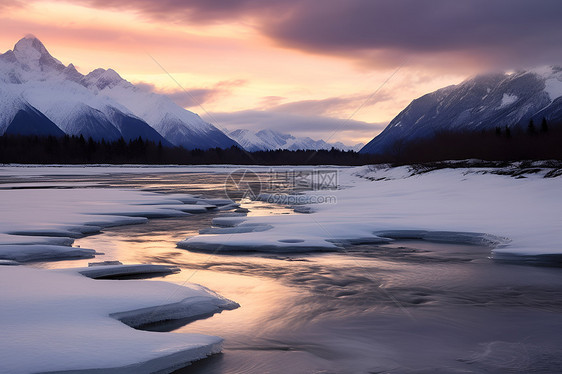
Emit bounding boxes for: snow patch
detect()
[499,93,518,108]
[544,77,562,101]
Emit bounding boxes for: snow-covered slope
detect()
[229,128,363,152]
[102,84,238,149]
[5,104,65,137]
[361,67,562,154]
[0,84,64,137]
[0,36,237,149]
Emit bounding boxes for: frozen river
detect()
[21,170,562,374]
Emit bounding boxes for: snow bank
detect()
[0,266,238,374]
[179,164,562,257]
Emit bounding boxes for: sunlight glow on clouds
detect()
[1,0,560,144]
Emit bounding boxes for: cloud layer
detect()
[75,0,562,70]
[151,80,247,108]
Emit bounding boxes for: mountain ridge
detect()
[360,66,562,155]
[0,36,239,149]
[229,128,363,152]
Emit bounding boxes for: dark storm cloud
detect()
[76,0,562,70]
[265,0,562,69]
[266,0,561,52]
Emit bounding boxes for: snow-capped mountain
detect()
[229,128,363,152]
[0,36,239,149]
[360,67,562,154]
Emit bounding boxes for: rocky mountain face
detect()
[360,67,562,154]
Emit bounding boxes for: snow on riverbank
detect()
[0,172,242,372]
[1,163,560,258]
[0,266,238,374]
[180,164,562,257]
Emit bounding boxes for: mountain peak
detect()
[0,35,238,150]
[14,35,48,56]
[229,128,360,151]
[83,68,126,90]
[62,63,84,82]
[12,35,64,71]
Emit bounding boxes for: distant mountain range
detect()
[0,36,364,153]
[228,128,364,152]
[361,66,562,154]
[0,36,238,149]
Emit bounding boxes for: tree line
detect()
[390,118,562,164]
[0,134,379,165]
[1,118,561,165]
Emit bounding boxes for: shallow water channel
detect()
[25,171,562,373]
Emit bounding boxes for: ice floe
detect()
[198,223,273,235]
[0,244,97,262]
[0,266,238,373]
[75,263,181,279]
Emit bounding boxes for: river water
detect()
[28,171,562,373]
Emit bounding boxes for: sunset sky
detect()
[1,0,561,145]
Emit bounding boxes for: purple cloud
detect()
[73,0,562,70]
[264,0,562,69]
